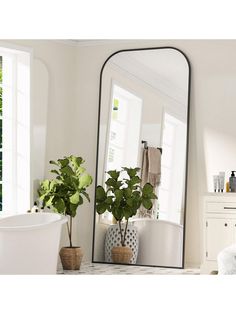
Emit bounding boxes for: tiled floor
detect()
[57,262,200,275]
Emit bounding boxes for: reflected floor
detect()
[57,262,200,275]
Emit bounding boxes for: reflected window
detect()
[0,56,2,210]
[105,84,142,174]
[158,112,186,224]
[102,84,143,222]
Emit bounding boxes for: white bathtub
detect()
[0,213,67,274]
[131,218,183,267]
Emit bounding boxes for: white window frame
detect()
[0,42,32,215]
[158,109,186,224]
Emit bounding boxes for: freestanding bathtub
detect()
[0,213,67,274]
[131,218,183,267]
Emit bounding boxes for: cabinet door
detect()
[206,218,233,261]
[232,219,236,243]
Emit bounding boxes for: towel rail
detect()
[141,140,162,154]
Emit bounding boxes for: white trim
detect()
[74,39,138,47]
[52,40,79,47]
[29,48,33,207]
[12,54,17,211]
[0,41,33,54]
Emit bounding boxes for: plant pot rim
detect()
[61,246,81,249]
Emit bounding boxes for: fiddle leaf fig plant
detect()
[96,167,157,247]
[38,155,93,247]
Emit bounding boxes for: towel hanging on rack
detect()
[141,146,162,188]
[141,140,162,154]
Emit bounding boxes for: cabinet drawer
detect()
[206,202,236,213]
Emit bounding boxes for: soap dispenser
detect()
[230,171,236,192]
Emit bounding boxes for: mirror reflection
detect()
[93,48,190,268]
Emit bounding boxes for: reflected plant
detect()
[38,155,93,247]
[96,167,157,247]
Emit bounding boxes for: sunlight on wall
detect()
[204,127,236,192]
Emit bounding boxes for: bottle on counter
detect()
[226,181,230,192]
[230,171,236,192]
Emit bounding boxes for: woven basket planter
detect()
[111,246,133,264]
[59,247,83,270]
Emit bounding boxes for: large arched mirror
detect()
[92,47,190,268]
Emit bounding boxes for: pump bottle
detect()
[230,171,236,192]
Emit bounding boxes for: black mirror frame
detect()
[91,46,191,269]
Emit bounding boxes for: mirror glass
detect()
[92,47,190,268]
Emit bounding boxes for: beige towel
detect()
[141,147,161,188]
[141,148,148,187]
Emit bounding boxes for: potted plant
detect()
[95,167,157,264]
[38,155,93,270]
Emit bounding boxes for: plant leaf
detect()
[142,183,154,196]
[45,195,54,206]
[69,203,78,217]
[60,165,74,176]
[69,191,80,204]
[105,178,117,187]
[58,158,69,168]
[53,198,65,213]
[79,173,93,189]
[114,189,123,202]
[49,160,58,166]
[107,170,120,180]
[122,167,140,178]
[104,196,113,205]
[70,156,84,168]
[142,198,153,210]
[81,190,90,202]
[51,169,60,176]
[96,186,106,202]
[41,179,50,191]
[96,203,109,214]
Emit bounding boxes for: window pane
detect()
[0,86,2,117]
[0,184,2,211]
[0,56,2,211]
[0,152,2,181]
[0,119,2,149]
[0,56,2,83]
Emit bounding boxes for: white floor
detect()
[57,262,200,275]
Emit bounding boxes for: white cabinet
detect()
[201,195,236,274]
[206,218,233,260]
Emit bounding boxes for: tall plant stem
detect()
[118,220,124,246]
[69,216,73,247]
[123,219,129,247]
[66,217,72,248]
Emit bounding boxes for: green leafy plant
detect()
[38,155,93,247]
[96,167,157,247]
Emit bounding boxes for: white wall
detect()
[5,39,236,267]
